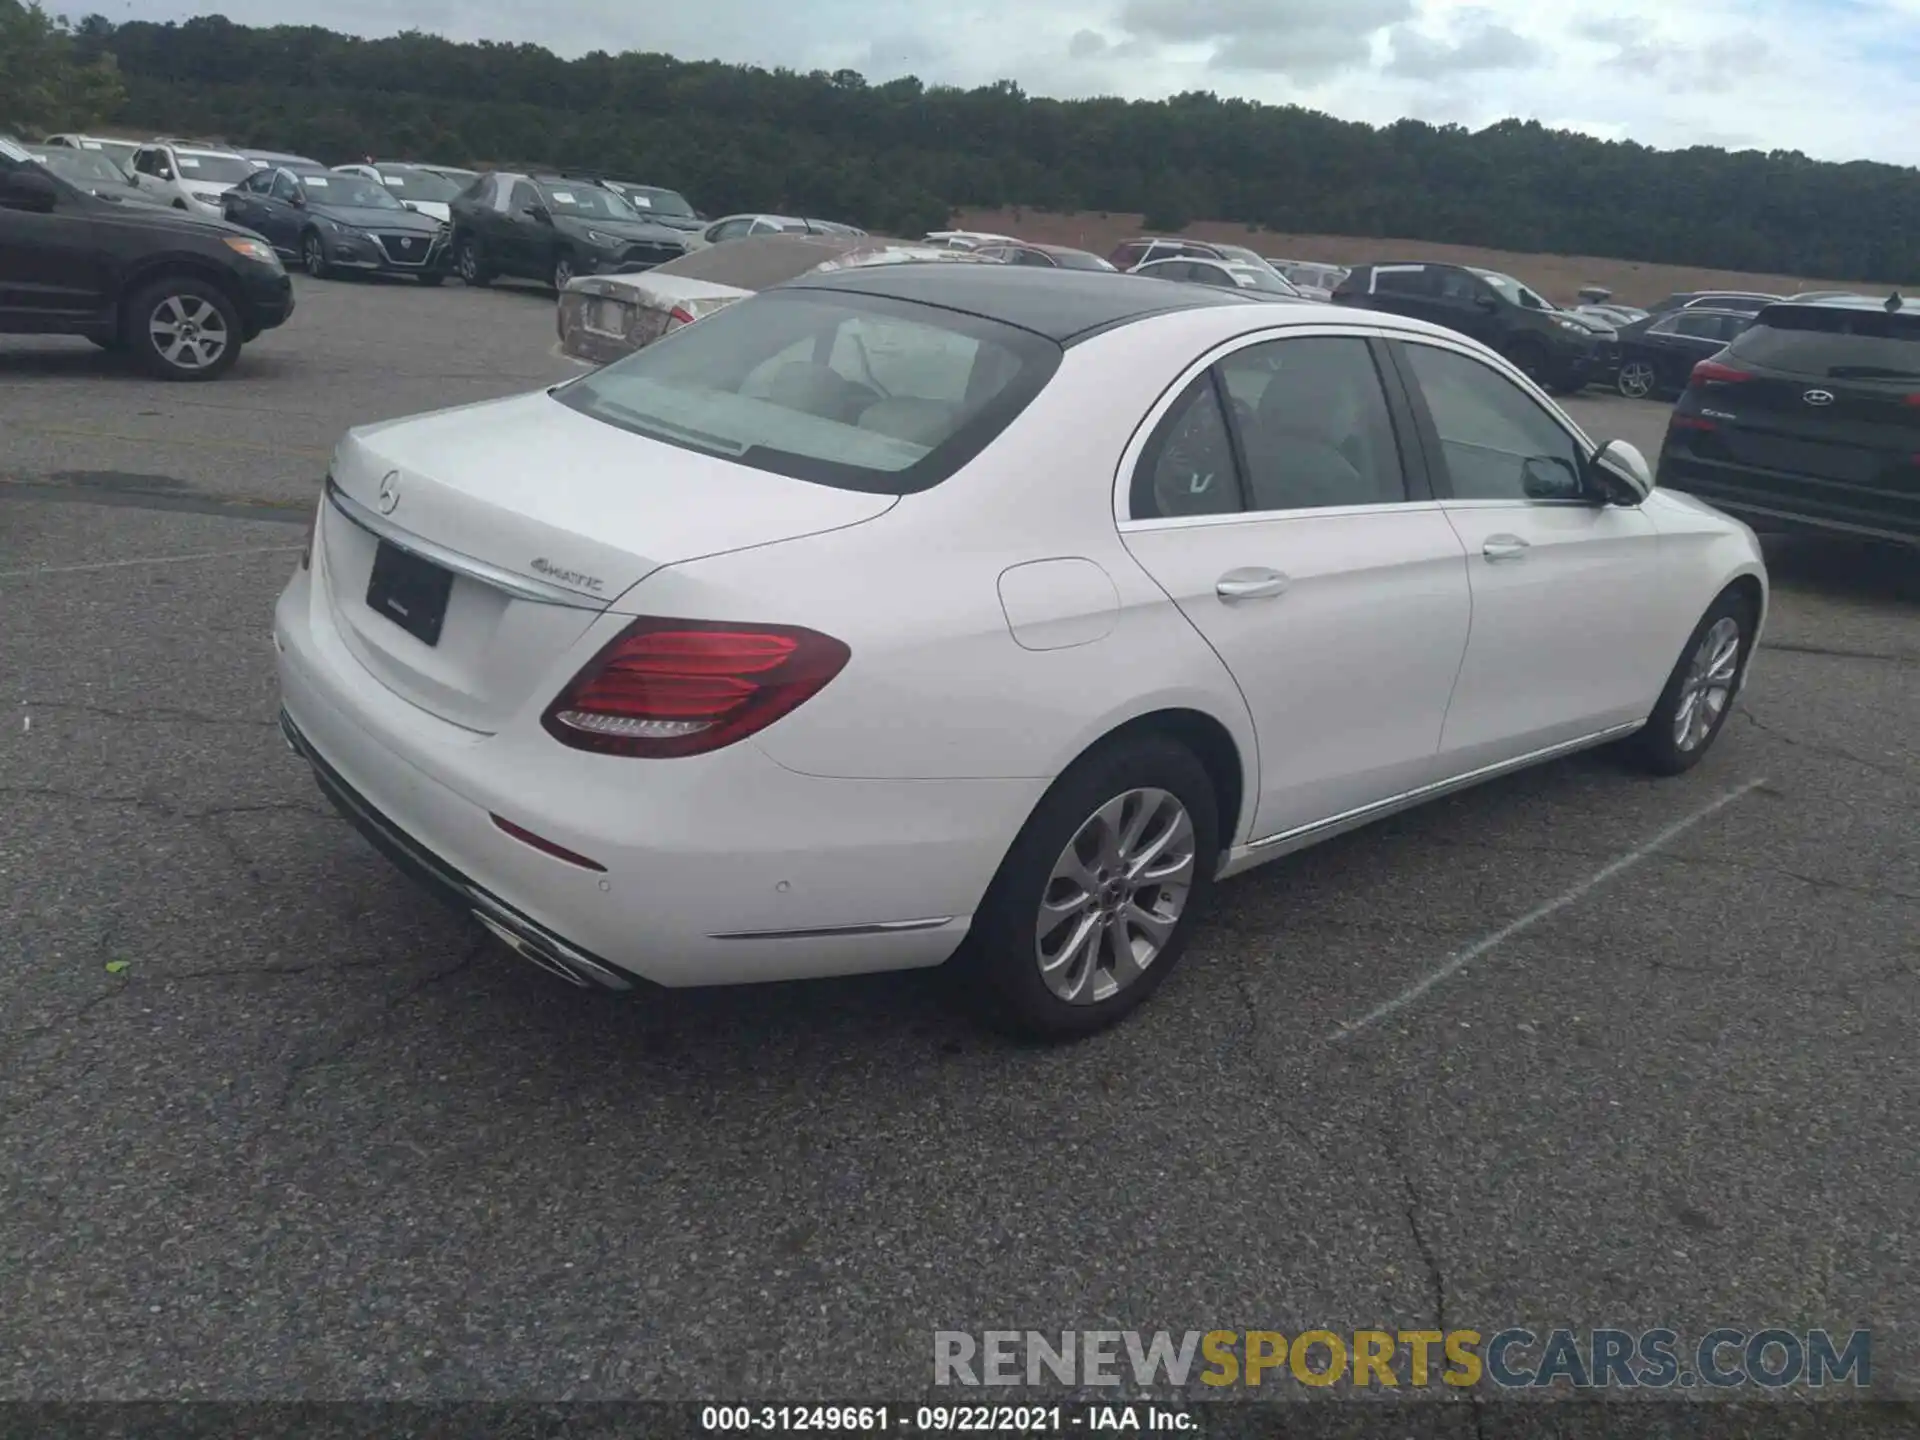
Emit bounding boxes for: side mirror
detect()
[1590,438,1654,505]
[1475,295,1500,312]
[0,167,60,214]
[290,190,306,208]
[156,165,174,181]
[1521,455,1586,502]
[524,203,552,224]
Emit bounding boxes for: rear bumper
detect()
[272,562,1036,988]
[1659,451,1920,545]
[281,708,640,991]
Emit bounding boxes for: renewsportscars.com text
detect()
[934,1328,1871,1391]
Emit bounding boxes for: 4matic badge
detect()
[531,557,605,593]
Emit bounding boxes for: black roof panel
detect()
[785,263,1257,343]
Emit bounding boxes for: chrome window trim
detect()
[1120,499,1445,534]
[1111,320,1425,526]
[324,476,608,610]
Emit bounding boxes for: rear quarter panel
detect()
[609,310,1270,834]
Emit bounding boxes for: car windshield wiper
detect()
[1825,365,1920,379]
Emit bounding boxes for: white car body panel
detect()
[276,288,1767,991]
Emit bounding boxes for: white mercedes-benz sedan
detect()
[275,264,1767,1038]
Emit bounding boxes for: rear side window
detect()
[1131,375,1241,520]
[1373,267,1436,297]
[1728,307,1920,378]
[554,290,1061,495]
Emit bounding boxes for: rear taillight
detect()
[542,618,850,758]
[666,305,695,329]
[1689,360,1751,388]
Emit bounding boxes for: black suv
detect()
[1332,261,1614,393]
[448,172,691,291]
[0,146,293,380]
[1659,294,1920,544]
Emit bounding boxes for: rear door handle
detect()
[1216,567,1291,601]
[1482,535,1531,562]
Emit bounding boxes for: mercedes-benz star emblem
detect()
[1802,389,1835,407]
[376,471,402,514]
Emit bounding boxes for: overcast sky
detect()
[112,0,1920,166]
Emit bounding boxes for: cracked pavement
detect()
[2,286,1916,1405]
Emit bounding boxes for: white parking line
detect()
[1328,776,1770,1041]
[0,545,302,581]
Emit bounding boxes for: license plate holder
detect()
[584,298,628,338]
[366,541,453,647]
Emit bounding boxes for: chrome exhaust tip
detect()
[470,908,634,991]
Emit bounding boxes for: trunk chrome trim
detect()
[707,916,957,941]
[324,476,608,610]
[1234,721,1646,860]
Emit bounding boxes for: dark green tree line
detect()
[44,13,1920,281]
[0,1,125,136]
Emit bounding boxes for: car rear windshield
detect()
[1730,306,1920,378]
[553,289,1062,495]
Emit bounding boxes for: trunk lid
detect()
[316,390,897,732]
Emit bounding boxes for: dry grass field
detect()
[953,207,1902,308]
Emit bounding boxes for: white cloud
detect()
[108,0,1920,165]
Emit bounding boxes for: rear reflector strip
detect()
[1671,416,1718,431]
[489,813,609,872]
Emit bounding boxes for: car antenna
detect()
[1886,291,1904,313]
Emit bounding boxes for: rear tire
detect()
[958,735,1220,1041]
[552,252,577,292]
[1623,589,1755,776]
[125,277,242,382]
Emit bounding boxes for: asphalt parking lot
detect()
[2,276,1916,1409]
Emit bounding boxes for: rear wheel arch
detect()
[1064,707,1248,859]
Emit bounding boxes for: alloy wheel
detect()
[1617,360,1657,399]
[1673,616,1742,751]
[458,241,478,281]
[1034,788,1196,1005]
[303,234,325,276]
[147,294,230,373]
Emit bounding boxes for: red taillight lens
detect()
[1689,360,1751,388]
[666,305,695,328]
[542,618,850,758]
[1670,415,1718,432]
